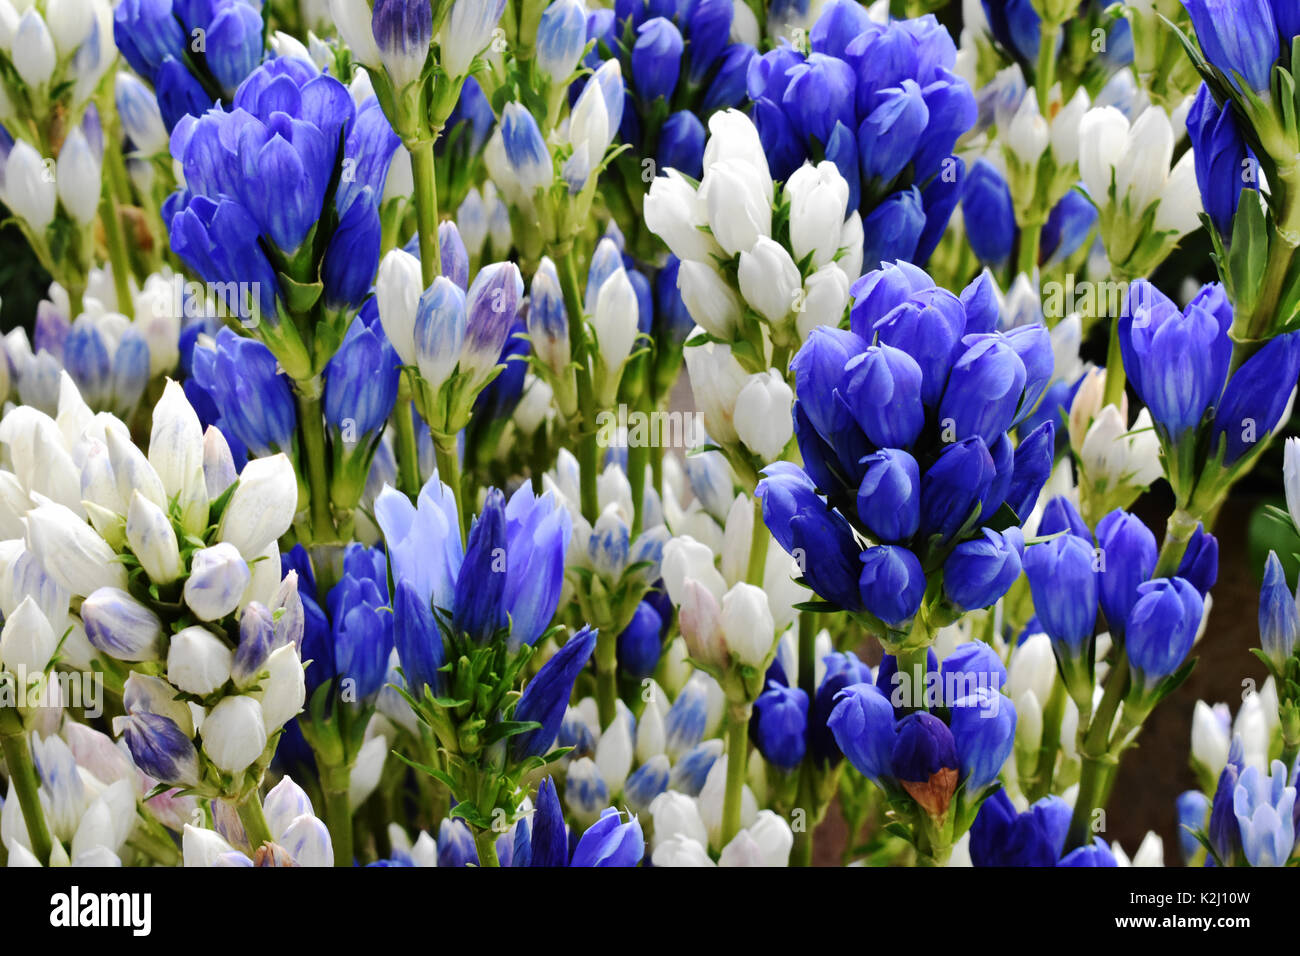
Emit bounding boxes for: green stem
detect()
[393,390,423,499]
[0,730,53,864]
[99,174,134,312]
[744,495,769,587]
[1066,649,1129,850]
[557,246,601,522]
[127,827,181,866]
[236,792,274,851]
[1017,221,1043,278]
[409,139,442,287]
[434,435,468,540]
[1034,20,1058,115]
[595,627,619,730]
[1153,507,1201,578]
[321,762,354,868]
[474,825,501,867]
[295,386,335,544]
[721,703,751,847]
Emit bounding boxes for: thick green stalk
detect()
[744,495,769,586]
[295,386,335,544]
[393,390,423,498]
[721,704,751,847]
[1066,649,1129,849]
[434,436,468,539]
[594,629,619,730]
[320,738,355,868]
[474,825,501,867]
[1101,313,1127,410]
[237,792,274,851]
[409,139,443,287]
[1017,221,1043,278]
[557,247,601,522]
[1153,507,1202,578]
[1035,21,1058,115]
[0,730,53,864]
[1027,680,1066,802]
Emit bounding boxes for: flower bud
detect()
[678,578,727,670]
[858,544,925,628]
[56,127,101,226]
[441,0,507,80]
[375,248,423,365]
[501,102,551,193]
[738,237,800,325]
[201,695,268,775]
[677,261,742,340]
[536,0,586,83]
[856,448,920,543]
[116,713,200,787]
[25,499,128,596]
[218,454,297,559]
[184,543,250,622]
[125,491,182,585]
[785,161,850,270]
[81,587,164,662]
[0,596,56,673]
[202,425,238,501]
[168,625,233,696]
[370,0,431,88]
[1,141,56,232]
[254,643,305,734]
[719,582,775,667]
[1127,577,1203,689]
[413,276,467,391]
[733,370,793,462]
[148,380,207,534]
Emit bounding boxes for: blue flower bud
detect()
[393,578,443,697]
[414,276,468,391]
[323,193,382,311]
[811,0,875,59]
[1037,495,1091,541]
[782,52,857,149]
[1126,577,1204,688]
[949,687,1016,792]
[656,110,706,180]
[961,159,1016,268]
[970,789,1071,866]
[528,776,570,866]
[501,102,552,193]
[504,483,572,648]
[789,325,870,442]
[751,681,809,769]
[1177,524,1219,597]
[113,0,187,82]
[980,0,1042,63]
[537,0,587,83]
[231,603,276,687]
[118,712,200,786]
[849,261,935,335]
[872,286,966,407]
[617,601,663,680]
[828,682,897,785]
[462,262,523,384]
[843,343,926,448]
[916,154,965,263]
[919,436,996,542]
[624,755,670,815]
[700,43,755,114]
[1023,534,1098,654]
[940,333,1027,447]
[1258,551,1298,671]
[860,187,925,274]
[685,0,732,82]
[1094,509,1158,637]
[757,462,865,612]
[206,1,263,96]
[752,95,805,183]
[664,682,709,757]
[1177,789,1211,864]
[571,808,644,867]
[512,626,598,761]
[371,0,433,88]
[810,651,871,765]
[944,526,1024,611]
[942,641,1008,696]
[452,490,508,642]
[632,17,683,102]
[1182,0,1279,94]
[1118,280,1231,440]
[857,448,921,543]
[1003,421,1055,520]
[1058,838,1118,866]
[859,80,929,186]
[190,328,297,457]
[328,547,396,700]
[324,313,400,438]
[984,432,1015,519]
[669,740,721,794]
[1209,741,1244,863]
[892,711,959,816]
[859,544,925,627]
[438,818,479,867]
[1041,190,1099,267]
[1212,332,1300,464]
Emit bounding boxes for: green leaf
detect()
[1226,189,1268,315]
[278,273,324,314]
[479,719,543,746]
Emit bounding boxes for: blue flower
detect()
[190,328,297,457]
[980,0,1043,63]
[632,17,684,102]
[1058,838,1118,866]
[1005,420,1055,518]
[206,1,264,96]
[1182,0,1279,94]
[392,578,443,696]
[949,687,1016,792]
[1212,333,1300,464]
[1094,509,1158,637]
[528,776,570,866]
[751,681,809,769]
[1232,760,1296,866]
[939,333,1028,447]
[438,818,479,867]
[856,448,921,543]
[656,110,706,180]
[1023,534,1098,656]
[1041,190,1099,266]
[323,312,400,438]
[944,527,1024,611]
[858,80,930,186]
[810,651,871,765]
[961,159,1016,267]
[918,437,996,542]
[1257,551,1298,671]
[511,627,598,761]
[970,789,1071,866]
[325,545,395,700]
[570,808,644,867]
[892,711,959,816]
[1125,578,1203,689]
[1177,523,1219,597]
[827,682,897,785]
[843,344,926,448]
[616,600,664,680]
[859,545,925,627]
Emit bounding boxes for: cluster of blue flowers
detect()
[758,261,1052,631]
[746,3,976,268]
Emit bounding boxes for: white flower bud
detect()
[595,717,633,792]
[81,586,164,662]
[375,248,423,366]
[798,264,850,339]
[1006,632,1057,705]
[661,535,726,604]
[255,643,305,734]
[25,499,127,596]
[677,261,742,340]
[200,695,267,775]
[148,380,207,534]
[733,370,793,462]
[327,0,381,67]
[184,543,250,621]
[648,790,709,850]
[1191,700,1230,780]
[681,337,748,446]
[202,425,238,502]
[55,126,101,226]
[785,161,850,270]
[126,491,182,584]
[0,596,56,673]
[12,10,55,88]
[738,237,801,325]
[700,158,772,256]
[592,268,639,374]
[719,582,775,667]
[1,140,56,231]
[651,833,715,866]
[644,170,721,263]
[218,454,297,559]
[167,625,233,696]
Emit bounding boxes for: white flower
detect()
[25,499,128,596]
[700,158,772,257]
[677,261,742,340]
[0,596,56,673]
[738,237,801,325]
[375,248,423,366]
[644,170,721,263]
[167,626,233,696]
[719,582,775,667]
[733,370,794,462]
[785,161,850,269]
[218,454,297,559]
[201,695,268,775]
[55,127,101,226]
[183,544,250,622]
